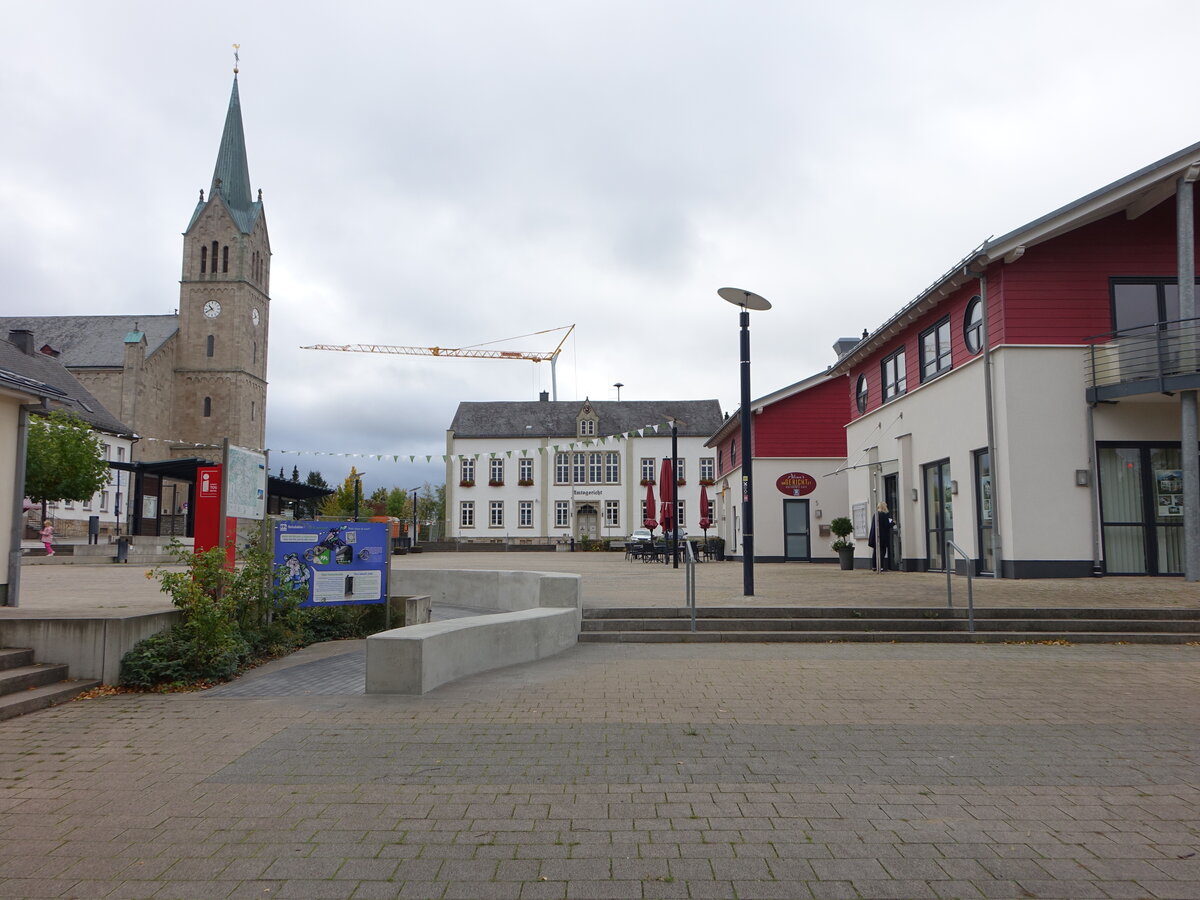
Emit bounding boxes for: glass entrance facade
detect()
[923,459,953,570]
[1098,444,1186,575]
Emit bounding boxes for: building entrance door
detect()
[576,503,599,541]
[883,474,901,568]
[783,499,810,561]
[923,459,953,571]
[1098,444,1186,575]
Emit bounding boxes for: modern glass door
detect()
[783,499,810,561]
[923,459,953,570]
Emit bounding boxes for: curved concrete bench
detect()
[366,569,582,695]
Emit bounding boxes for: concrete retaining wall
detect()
[0,611,182,684]
[367,568,583,694]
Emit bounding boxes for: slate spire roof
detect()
[187,75,263,234]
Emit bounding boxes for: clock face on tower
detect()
[203,300,222,319]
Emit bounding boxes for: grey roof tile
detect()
[0,315,178,367]
[0,338,132,435]
[449,400,724,439]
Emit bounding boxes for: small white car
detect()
[628,528,653,543]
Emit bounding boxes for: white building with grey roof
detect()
[445,395,724,544]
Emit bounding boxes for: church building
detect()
[0,71,271,465]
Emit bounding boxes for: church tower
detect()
[174,70,270,456]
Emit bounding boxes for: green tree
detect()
[367,486,388,517]
[319,467,363,519]
[302,470,329,518]
[385,487,408,519]
[25,411,111,516]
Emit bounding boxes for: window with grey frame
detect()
[855,374,868,413]
[963,296,984,354]
[919,317,952,382]
[881,348,906,400]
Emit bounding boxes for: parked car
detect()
[628,528,653,543]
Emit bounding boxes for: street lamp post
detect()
[408,486,421,548]
[718,287,772,597]
[353,472,366,522]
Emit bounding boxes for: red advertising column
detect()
[195,466,236,567]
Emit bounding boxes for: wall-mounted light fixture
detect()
[911,488,918,502]
[950,480,959,495]
[1075,469,1090,486]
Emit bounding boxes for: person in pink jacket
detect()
[39,520,54,557]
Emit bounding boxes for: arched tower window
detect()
[200,245,208,274]
[251,401,256,421]
[211,241,219,273]
[206,335,215,358]
[252,341,257,364]
[222,245,229,273]
[203,397,212,417]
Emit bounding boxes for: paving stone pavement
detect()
[1,639,1199,899]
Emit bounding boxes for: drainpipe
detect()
[1085,402,1103,576]
[966,259,1002,577]
[1177,173,1200,581]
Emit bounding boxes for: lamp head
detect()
[718,287,771,311]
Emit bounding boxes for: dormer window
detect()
[579,419,596,437]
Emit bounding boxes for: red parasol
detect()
[698,484,711,534]
[658,458,674,533]
[643,482,658,531]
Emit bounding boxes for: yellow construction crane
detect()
[303,325,575,400]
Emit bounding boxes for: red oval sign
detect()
[776,472,816,496]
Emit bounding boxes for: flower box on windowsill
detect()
[676,479,687,486]
[488,480,504,487]
[459,480,475,488]
[639,478,656,486]
[699,479,715,486]
[517,479,534,487]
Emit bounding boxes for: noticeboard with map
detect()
[225,445,267,520]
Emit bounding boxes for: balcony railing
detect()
[1085,317,1200,401]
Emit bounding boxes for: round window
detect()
[964,295,984,354]
[855,374,869,413]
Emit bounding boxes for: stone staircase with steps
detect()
[580,607,1200,644]
[0,648,100,721]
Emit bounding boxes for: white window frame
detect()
[588,452,603,484]
[460,458,476,484]
[579,419,596,437]
[518,500,533,528]
[489,500,504,527]
[699,457,714,482]
[641,457,655,482]
[554,500,570,528]
[489,458,504,484]
[460,500,475,528]
[572,452,586,484]
[604,499,619,528]
[519,457,534,484]
[605,451,620,483]
[555,452,570,484]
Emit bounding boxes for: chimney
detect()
[833,337,861,359]
[539,391,549,402]
[8,329,34,355]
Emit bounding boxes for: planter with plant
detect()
[830,516,855,570]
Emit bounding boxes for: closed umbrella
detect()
[658,458,674,535]
[698,484,711,535]
[643,482,658,532]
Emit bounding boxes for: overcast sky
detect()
[5,1,1200,495]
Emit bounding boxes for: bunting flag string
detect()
[129,417,689,468]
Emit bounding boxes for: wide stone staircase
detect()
[0,648,100,720]
[580,607,1200,644]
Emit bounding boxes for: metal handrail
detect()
[684,539,697,632]
[944,540,975,633]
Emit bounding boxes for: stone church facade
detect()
[0,73,270,463]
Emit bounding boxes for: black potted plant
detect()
[830,516,855,570]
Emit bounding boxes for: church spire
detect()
[209,75,255,224]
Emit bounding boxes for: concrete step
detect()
[581,616,1200,635]
[0,663,73,696]
[578,630,1198,644]
[0,648,35,672]
[585,609,1200,624]
[0,679,101,722]
[580,607,1200,644]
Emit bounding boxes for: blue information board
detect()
[274,520,389,608]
